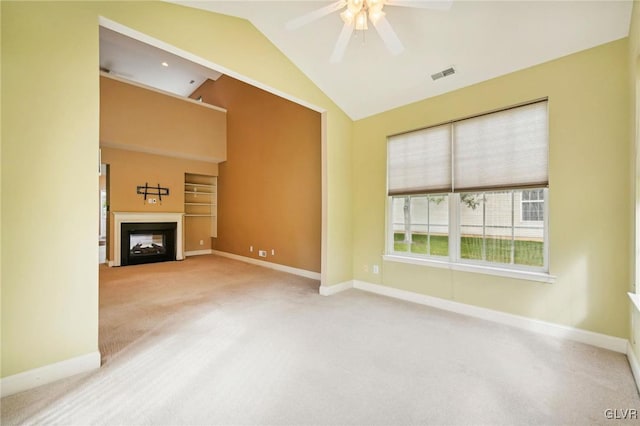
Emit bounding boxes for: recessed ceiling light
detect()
[161,62,169,67]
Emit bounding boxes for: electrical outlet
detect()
[373,264,380,274]
[271,249,275,256]
[148,198,157,204]
[199,240,204,246]
[250,246,254,252]
[258,250,267,257]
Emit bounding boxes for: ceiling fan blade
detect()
[385,0,453,11]
[330,23,354,63]
[286,0,347,30]
[372,15,404,56]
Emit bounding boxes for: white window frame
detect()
[454,190,549,273]
[387,194,451,261]
[385,100,553,283]
[385,189,553,283]
[384,99,555,283]
[520,189,544,222]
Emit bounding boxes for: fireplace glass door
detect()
[121,222,176,266]
[130,232,167,257]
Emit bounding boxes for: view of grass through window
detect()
[392,195,450,257]
[394,234,449,256]
[393,234,543,266]
[391,190,545,268]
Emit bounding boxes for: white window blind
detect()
[453,101,548,191]
[388,124,451,195]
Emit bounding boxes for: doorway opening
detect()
[97,18,326,364]
[99,163,109,264]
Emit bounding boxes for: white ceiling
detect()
[111,1,633,120]
[100,26,222,96]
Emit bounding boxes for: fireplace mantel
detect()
[111,212,184,267]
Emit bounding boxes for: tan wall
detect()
[100,147,218,261]
[190,76,321,272]
[100,75,227,162]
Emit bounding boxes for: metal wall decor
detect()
[136,182,169,203]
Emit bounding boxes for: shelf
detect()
[185,173,217,239]
[185,182,215,188]
[185,191,214,195]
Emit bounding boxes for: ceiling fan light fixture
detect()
[366,0,384,9]
[369,8,385,24]
[355,10,368,30]
[340,8,356,24]
[348,0,364,14]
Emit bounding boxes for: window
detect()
[387,100,549,274]
[521,189,544,221]
[459,190,545,268]
[391,194,449,257]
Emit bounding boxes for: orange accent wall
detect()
[191,76,321,273]
[100,75,227,162]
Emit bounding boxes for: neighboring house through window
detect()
[521,189,545,222]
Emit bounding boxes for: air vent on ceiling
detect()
[431,67,456,81]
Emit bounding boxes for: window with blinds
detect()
[388,101,548,194]
[388,125,451,195]
[387,100,549,273]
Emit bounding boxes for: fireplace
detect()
[111,212,184,267]
[120,222,176,266]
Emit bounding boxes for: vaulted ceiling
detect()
[107,1,633,120]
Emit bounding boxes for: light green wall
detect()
[353,39,631,338]
[628,1,640,361]
[2,1,101,379]
[0,1,353,378]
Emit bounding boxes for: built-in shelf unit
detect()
[184,173,217,239]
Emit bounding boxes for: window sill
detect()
[382,254,556,284]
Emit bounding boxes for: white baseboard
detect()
[319,280,353,296]
[0,351,101,397]
[627,342,640,393]
[212,250,321,280]
[185,249,213,257]
[339,280,628,354]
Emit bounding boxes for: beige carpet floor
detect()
[1,254,639,425]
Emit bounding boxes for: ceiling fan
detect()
[286,0,452,63]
